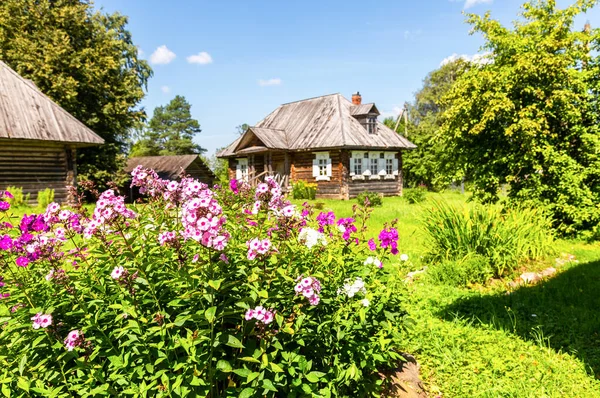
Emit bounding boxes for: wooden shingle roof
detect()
[0,61,104,146]
[218,93,415,158]
[125,155,215,181]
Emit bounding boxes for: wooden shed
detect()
[217,92,416,199]
[0,61,104,203]
[125,155,215,191]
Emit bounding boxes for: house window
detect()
[312,152,332,181]
[235,158,249,181]
[354,158,362,175]
[367,117,377,134]
[370,158,378,175]
[318,158,327,176]
[386,159,393,175]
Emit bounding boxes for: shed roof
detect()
[218,93,415,158]
[125,155,215,181]
[0,61,104,146]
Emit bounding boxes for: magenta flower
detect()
[31,313,53,329]
[368,238,377,251]
[0,201,9,211]
[16,256,29,267]
[64,329,85,351]
[229,179,239,194]
[245,306,275,325]
[295,276,322,306]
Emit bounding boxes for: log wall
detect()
[0,139,75,204]
[347,151,403,198]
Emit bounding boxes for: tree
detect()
[201,149,229,183]
[0,0,152,186]
[439,0,600,234]
[236,123,250,136]
[130,95,205,156]
[385,59,469,189]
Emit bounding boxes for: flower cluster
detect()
[130,165,166,197]
[336,217,357,241]
[364,256,383,268]
[31,312,53,329]
[111,266,137,295]
[0,191,13,212]
[158,231,177,246]
[246,237,273,260]
[298,227,327,249]
[180,190,229,250]
[294,276,321,305]
[43,204,84,235]
[245,306,275,325]
[316,211,335,232]
[64,330,85,351]
[378,227,399,254]
[251,177,290,215]
[84,190,136,238]
[337,277,366,298]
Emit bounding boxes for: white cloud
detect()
[258,78,282,87]
[380,105,404,120]
[463,0,493,9]
[137,47,144,57]
[161,85,170,94]
[187,52,213,65]
[150,45,176,65]
[440,52,492,66]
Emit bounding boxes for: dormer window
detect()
[367,117,377,134]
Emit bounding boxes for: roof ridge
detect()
[280,93,340,106]
[0,61,103,144]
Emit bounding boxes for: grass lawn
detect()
[6,193,600,396]
[297,192,600,397]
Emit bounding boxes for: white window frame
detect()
[350,151,365,180]
[312,152,332,181]
[368,152,381,180]
[235,158,249,181]
[384,152,399,179]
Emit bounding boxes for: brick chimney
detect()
[352,92,362,105]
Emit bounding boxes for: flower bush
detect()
[0,172,408,397]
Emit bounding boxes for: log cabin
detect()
[217,92,416,199]
[0,61,104,203]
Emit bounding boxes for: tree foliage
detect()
[439,0,600,234]
[385,59,469,189]
[130,95,205,157]
[0,0,152,186]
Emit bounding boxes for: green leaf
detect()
[305,371,326,383]
[225,334,244,349]
[18,355,27,376]
[240,356,260,364]
[246,371,260,383]
[262,379,277,392]
[1,383,11,398]
[16,378,29,392]
[205,306,217,323]
[239,387,255,398]
[216,360,232,373]
[208,279,223,291]
[269,363,284,373]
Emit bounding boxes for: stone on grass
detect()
[520,272,542,284]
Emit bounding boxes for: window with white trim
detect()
[312,152,332,181]
[386,159,393,175]
[235,158,249,181]
[367,117,377,134]
[370,158,378,175]
[354,157,362,175]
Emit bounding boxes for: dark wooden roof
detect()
[125,155,216,181]
[350,103,380,116]
[218,93,415,158]
[0,61,104,146]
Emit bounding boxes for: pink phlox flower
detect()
[31,313,52,329]
[245,306,275,325]
[111,266,125,280]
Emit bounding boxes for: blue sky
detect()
[93,0,600,156]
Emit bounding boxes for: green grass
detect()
[299,191,600,396]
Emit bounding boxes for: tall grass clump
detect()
[423,201,554,277]
[36,188,55,209]
[5,186,30,207]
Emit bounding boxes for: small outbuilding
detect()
[217,92,416,199]
[0,61,104,203]
[124,155,215,195]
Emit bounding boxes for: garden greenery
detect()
[291,180,317,200]
[403,187,427,205]
[5,186,29,207]
[356,192,383,208]
[36,188,55,210]
[0,171,408,397]
[423,201,554,277]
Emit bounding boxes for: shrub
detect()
[36,188,54,209]
[0,168,408,396]
[422,201,554,276]
[314,201,325,210]
[4,186,30,207]
[292,180,317,200]
[426,254,493,286]
[403,187,427,204]
[356,191,383,207]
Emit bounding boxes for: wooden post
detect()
[340,150,350,200]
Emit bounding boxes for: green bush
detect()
[5,186,30,207]
[403,187,427,204]
[356,191,383,207]
[0,169,408,396]
[423,201,554,276]
[292,180,316,200]
[36,188,55,209]
[426,254,493,286]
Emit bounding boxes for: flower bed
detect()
[0,171,407,397]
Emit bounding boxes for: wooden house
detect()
[124,155,216,199]
[217,92,416,199]
[0,61,104,203]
